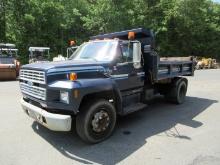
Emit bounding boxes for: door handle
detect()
[116,62,129,67]
[128,71,137,77]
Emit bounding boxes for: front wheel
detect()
[76,99,116,144]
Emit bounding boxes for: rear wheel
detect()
[165,78,188,104]
[76,99,116,144]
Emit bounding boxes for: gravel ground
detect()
[0,69,220,165]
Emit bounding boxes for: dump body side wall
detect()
[143,52,195,83]
[157,60,194,80]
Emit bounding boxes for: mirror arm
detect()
[116,62,129,67]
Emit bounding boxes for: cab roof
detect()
[0,43,16,48]
[0,48,18,51]
[29,47,50,51]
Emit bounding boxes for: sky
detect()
[212,0,220,3]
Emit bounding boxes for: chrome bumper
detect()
[20,98,72,131]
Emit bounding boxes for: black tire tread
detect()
[165,78,188,104]
[76,99,116,144]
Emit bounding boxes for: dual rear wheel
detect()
[165,78,188,104]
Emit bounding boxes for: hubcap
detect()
[91,110,110,133]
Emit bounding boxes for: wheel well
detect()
[78,90,116,112]
[156,77,188,95]
[173,77,188,87]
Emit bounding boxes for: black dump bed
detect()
[91,28,195,81]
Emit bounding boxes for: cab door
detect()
[111,41,145,102]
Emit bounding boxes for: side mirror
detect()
[133,42,142,69]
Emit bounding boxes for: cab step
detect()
[123,103,148,115]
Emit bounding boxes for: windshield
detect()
[0,49,17,57]
[0,49,17,64]
[69,41,118,62]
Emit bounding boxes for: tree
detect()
[0,0,7,42]
[1,0,220,63]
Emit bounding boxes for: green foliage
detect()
[0,0,220,64]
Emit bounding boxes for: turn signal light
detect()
[69,72,77,81]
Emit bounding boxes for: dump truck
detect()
[0,43,20,80]
[19,28,195,143]
[29,47,50,63]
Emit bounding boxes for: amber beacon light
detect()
[128,31,135,40]
[69,40,76,46]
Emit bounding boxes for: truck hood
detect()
[21,60,110,73]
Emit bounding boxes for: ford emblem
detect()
[27,81,33,86]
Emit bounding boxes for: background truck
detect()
[19,28,195,143]
[28,47,50,63]
[196,57,218,69]
[0,43,20,80]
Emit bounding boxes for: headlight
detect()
[60,91,69,104]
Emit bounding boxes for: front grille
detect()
[20,69,46,100]
[20,82,46,100]
[20,69,45,84]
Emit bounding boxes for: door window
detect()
[121,43,133,63]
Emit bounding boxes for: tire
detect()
[76,99,116,144]
[165,78,188,104]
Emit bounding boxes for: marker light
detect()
[69,72,77,81]
[73,90,79,98]
[128,31,135,40]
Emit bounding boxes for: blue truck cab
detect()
[19,28,195,143]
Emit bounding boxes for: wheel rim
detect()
[91,109,110,133]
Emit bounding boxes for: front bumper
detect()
[20,98,72,131]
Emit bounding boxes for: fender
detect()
[48,78,123,114]
[172,77,188,88]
